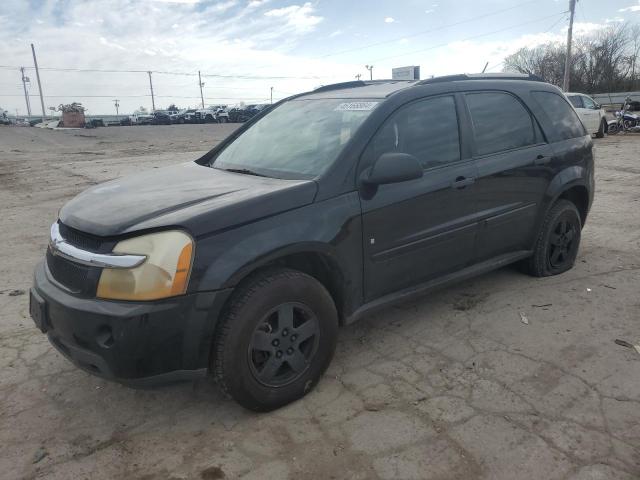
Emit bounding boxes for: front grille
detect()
[58,223,105,252]
[46,249,99,295]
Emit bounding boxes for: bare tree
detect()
[503,22,639,93]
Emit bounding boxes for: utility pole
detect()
[482,61,489,73]
[270,86,273,104]
[147,71,156,111]
[113,99,120,118]
[365,65,374,80]
[355,73,362,80]
[562,0,577,92]
[198,71,205,108]
[30,44,46,122]
[20,67,32,117]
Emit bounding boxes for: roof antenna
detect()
[482,61,489,73]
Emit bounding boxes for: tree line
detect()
[503,23,640,94]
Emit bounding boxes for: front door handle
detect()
[451,176,475,189]
[533,154,551,165]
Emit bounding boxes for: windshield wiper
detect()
[222,168,269,178]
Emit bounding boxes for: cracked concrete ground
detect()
[1,125,639,480]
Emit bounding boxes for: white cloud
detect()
[425,9,434,14]
[619,2,640,12]
[328,29,343,38]
[264,2,322,32]
[384,17,395,23]
[151,0,201,3]
[247,0,270,8]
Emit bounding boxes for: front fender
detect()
[189,192,363,304]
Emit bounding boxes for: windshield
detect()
[211,98,378,179]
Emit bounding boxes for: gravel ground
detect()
[0,125,639,480]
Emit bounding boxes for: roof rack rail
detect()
[416,73,544,85]
[313,81,367,93]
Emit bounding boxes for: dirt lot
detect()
[0,125,639,480]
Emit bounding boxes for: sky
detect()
[1,0,639,116]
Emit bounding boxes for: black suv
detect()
[30,74,594,411]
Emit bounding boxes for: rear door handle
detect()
[533,154,550,165]
[451,176,475,189]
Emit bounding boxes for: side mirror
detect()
[362,152,423,186]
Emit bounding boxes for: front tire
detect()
[596,119,606,138]
[213,268,338,411]
[522,199,582,277]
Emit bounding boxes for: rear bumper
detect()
[31,261,232,387]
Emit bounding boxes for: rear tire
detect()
[521,199,582,277]
[213,268,338,411]
[596,119,605,138]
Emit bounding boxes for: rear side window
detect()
[531,91,586,140]
[367,95,460,169]
[567,95,583,108]
[465,92,536,156]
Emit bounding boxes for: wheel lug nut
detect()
[276,351,283,358]
[272,339,280,347]
[282,329,288,336]
[287,348,294,355]
[291,335,297,342]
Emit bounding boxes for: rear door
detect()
[359,94,480,301]
[464,91,554,261]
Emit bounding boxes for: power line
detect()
[3,65,333,80]
[316,0,539,59]
[368,11,568,63]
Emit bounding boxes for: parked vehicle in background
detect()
[607,96,640,134]
[196,105,229,123]
[31,74,594,411]
[0,108,11,125]
[566,93,608,138]
[229,104,269,123]
[129,110,154,125]
[174,109,197,124]
[150,111,172,125]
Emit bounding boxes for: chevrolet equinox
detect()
[31,74,595,411]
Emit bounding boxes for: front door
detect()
[579,95,601,133]
[359,95,480,302]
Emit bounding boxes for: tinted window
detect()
[531,91,586,140]
[581,96,597,109]
[367,96,460,169]
[466,92,536,156]
[567,95,583,108]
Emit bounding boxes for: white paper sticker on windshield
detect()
[335,102,379,111]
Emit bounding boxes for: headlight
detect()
[97,230,194,301]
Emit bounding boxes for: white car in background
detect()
[566,93,607,138]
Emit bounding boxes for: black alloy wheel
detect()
[248,302,320,387]
[521,199,582,277]
[548,218,578,269]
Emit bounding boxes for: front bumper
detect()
[31,261,232,387]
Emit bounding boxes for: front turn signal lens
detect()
[97,230,194,301]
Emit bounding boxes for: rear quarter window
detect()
[531,91,586,141]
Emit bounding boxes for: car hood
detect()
[60,162,318,237]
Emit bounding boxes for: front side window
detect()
[365,95,460,170]
[466,92,536,156]
[212,99,377,179]
[531,91,586,140]
[581,96,597,109]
